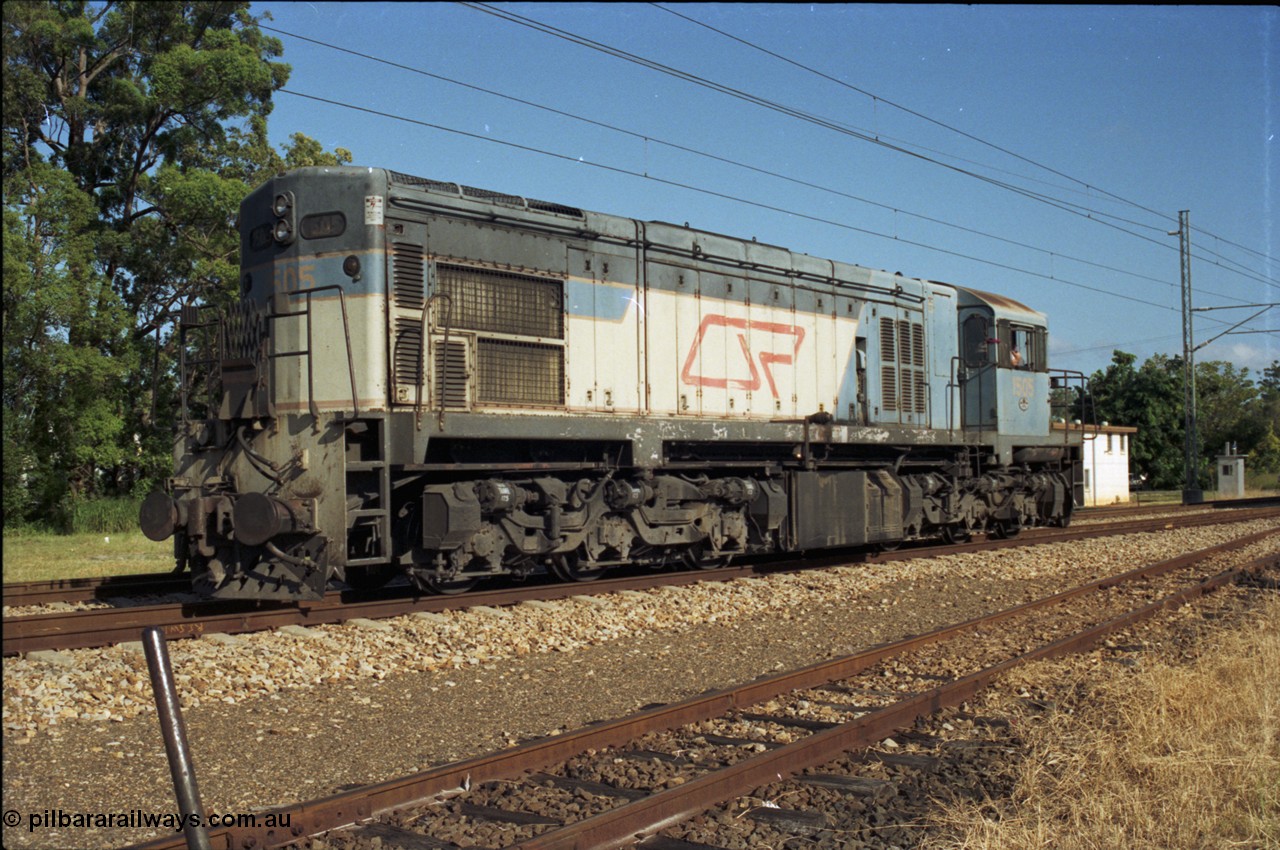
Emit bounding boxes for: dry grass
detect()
[925,598,1280,850]
[1,529,174,584]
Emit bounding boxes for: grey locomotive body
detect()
[140,166,1082,600]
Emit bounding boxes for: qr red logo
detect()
[680,314,806,399]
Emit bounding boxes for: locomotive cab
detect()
[955,287,1051,449]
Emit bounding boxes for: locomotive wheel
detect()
[990,520,1022,540]
[940,524,971,544]
[549,552,606,583]
[421,575,479,595]
[682,544,730,570]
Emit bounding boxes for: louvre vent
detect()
[880,317,927,417]
[477,339,564,406]
[899,369,913,415]
[432,338,469,409]
[882,366,898,412]
[393,319,423,389]
[907,321,928,414]
[880,317,896,363]
[391,242,425,310]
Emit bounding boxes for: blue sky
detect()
[253,3,1278,379]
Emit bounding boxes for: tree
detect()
[3,2,348,527]
[1084,351,1276,491]
[1083,351,1185,488]
[1254,360,1280,444]
[1249,427,1280,475]
[1194,360,1262,461]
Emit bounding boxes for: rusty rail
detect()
[122,528,1278,850]
[1,573,190,608]
[522,551,1274,850]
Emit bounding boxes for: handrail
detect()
[417,293,454,430]
[1048,369,1094,444]
[176,304,221,427]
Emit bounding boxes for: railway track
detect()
[1,572,191,608]
[8,499,1274,611]
[7,498,1256,606]
[5,507,1278,657]
[123,526,1278,850]
[1075,493,1280,520]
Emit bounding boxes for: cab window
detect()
[997,321,1047,371]
[962,313,992,368]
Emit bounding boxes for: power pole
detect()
[1174,210,1202,504]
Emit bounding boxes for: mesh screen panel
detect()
[435,264,564,339]
[476,339,564,406]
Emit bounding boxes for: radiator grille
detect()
[435,264,564,339]
[476,339,564,406]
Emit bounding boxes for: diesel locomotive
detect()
[140,166,1084,600]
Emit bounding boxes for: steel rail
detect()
[122,528,1278,850]
[1,573,190,608]
[7,496,1272,610]
[523,550,1278,850]
[1077,494,1280,519]
[6,508,1278,656]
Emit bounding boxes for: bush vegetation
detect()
[926,599,1280,849]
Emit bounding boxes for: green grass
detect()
[1131,481,1277,504]
[1247,470,1278,491]
[2,528,176,584]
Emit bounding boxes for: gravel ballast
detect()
[2,520,1276,849]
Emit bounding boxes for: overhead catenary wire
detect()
[461,2,1280,291]
[656,3,1280,292]
[260,23,1273,307]
[652,2,1175,226]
